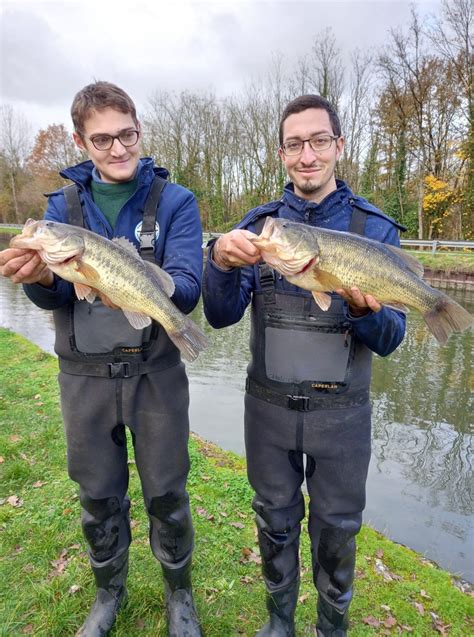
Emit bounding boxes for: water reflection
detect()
[0,261,472,582]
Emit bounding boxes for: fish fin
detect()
[385,245,424,277]
[423,295,473,345]
[168,317,209,362]
[74,283,96,303]
[143,261,176,297]
[311,291,332,311]
[76,261,101,285]
[384,301,409,313]
[123,310,152,330]
[113,236,141,257]
[313,268,343,290]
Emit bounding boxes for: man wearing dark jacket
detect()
[203,95,406,636]
[0,81,203,637]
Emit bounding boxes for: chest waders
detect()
[248,208,371,636]
[59,179,201,637]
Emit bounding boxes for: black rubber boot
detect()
[162,560,202,637]
[76,551,128,637]
[256,579,299,636]
[316,595,349,637]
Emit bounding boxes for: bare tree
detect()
[0,105,32,223]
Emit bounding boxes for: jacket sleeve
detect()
[346,223,406,356]
[202,241,254,328]
[22,195,76,310]
[161,189,203,314]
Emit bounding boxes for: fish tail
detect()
[423,295,473,345]
[169,317,209,362]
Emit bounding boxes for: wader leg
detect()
[245,395,306,636]
[305,404,372,636]
[126,365,200,635]
[59,373,133,635]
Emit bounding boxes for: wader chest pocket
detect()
[264,326,352,384]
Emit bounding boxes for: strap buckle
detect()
[108,362,131,378]
[140,231,156,250]
[287,395,310,411]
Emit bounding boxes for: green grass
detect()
[0,328,473,636]
[405,250,474,274]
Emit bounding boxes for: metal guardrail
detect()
[202,232,474,253]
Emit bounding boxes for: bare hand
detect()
[212,230,261,270]
[0,248,54,286]
[336,286,381,317]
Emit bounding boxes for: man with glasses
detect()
[203,95,406,636]
[0,81,203,637]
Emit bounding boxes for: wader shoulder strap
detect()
[140,175,167,262]
[348,204,368,236]
[63,184,84,227]
[254,215,276,306]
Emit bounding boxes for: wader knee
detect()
[147,491,194,567]
[253,495,305,590]
[80,494,131,562]
[313,526,356,607]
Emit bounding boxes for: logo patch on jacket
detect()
[134,221,160,244]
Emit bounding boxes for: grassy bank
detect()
[0,329,473,636]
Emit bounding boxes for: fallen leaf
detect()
[9,435,21,443]
[21,625,34,634]
[362,615,381,628]
[240,547,261,565]
[413,601,425,616]
[230,522,245,529]
[383,615,397,628]
[376,548,384,558]
[298,592,310,604]
[32,481,46,488]
[420,589,432,599]
[69,584,81,594]
[201,475,211,481]
[7,495,23,508]
[0,456,4,463]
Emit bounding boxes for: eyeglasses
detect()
[281,135,339,156]
[88,129,140,151]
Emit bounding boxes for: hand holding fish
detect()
[335,287,382,317]
[212,230,261,270]
[0,247,54,286]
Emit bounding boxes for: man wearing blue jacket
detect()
[203,95,406,636]
[0,82,203,637]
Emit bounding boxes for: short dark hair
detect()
[71,81,138,135]
[279,94,341,145]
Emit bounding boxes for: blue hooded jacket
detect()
[24,157,203,314]
[203,180,406,357]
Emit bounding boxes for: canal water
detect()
[0,248,472,583]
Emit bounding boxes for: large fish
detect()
[249,217,473,345]
[11,219,208,361]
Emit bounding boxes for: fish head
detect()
[10,219,85,265]
[249,217,320,276]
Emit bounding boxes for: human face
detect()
[73,107,141,183]
[278,108,344,203]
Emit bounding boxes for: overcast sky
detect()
[1,0,441,135]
